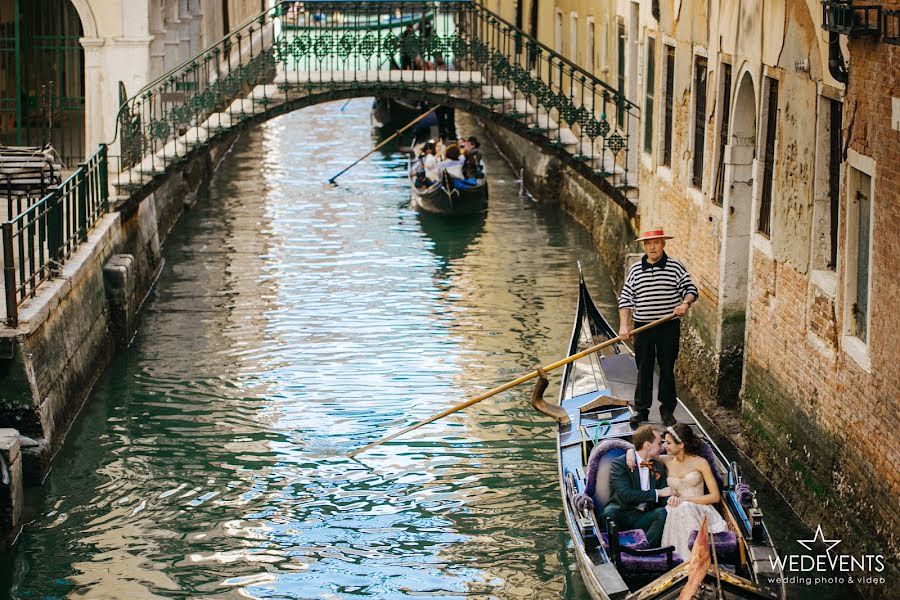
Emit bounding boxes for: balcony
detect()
[883,9,900,45]
[821,1,881,36]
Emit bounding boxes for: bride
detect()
[628,423,729,559]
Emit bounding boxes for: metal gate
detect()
[0,0,85,167]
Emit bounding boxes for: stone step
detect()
[506,98,536,117]
[481,85,515,100]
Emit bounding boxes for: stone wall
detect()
[0,134,237,491]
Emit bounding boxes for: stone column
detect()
[80,38,106,156]
[163,0,182,72]
[150,0,167,79]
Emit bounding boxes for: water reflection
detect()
[417,211,486,270]
[0,100,850,600]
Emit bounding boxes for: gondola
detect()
[550,268,786,600]
[373,97,431,127]
[408,153,487,217]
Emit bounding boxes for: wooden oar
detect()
[328,105,439,183]
[347,313,675,458]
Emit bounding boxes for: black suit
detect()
[601,455,669,547]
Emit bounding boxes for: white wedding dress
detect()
[661,470,729,559]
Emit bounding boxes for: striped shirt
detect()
[618,253,698,322]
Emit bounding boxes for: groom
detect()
[601,425,672,547]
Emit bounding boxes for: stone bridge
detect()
[112,0,641,215]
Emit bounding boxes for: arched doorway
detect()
[0,0,85,167]
[716,70,756,405]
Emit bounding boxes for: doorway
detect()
[0,0,85,167]
[716,71,756,404]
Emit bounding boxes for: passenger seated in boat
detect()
[625,423,728,560]
[601,425,673,548]
[438,144,465,179]
[413,142,439,188]
[461,136,484,179]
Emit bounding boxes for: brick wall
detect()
[741,26,900,598]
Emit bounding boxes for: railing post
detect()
[2,222,17,327]
[77,165,88,242]
[99,144,109,211]
[48,190,62,276]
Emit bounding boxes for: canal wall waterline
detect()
[0,134,239,524]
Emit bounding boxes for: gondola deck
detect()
[556,269,786,600]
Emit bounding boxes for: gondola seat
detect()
[687,529,739,563]
[575,439,682,572]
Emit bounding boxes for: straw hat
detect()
[634,227,674,242]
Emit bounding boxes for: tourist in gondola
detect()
[461,136,484,179]
[437,144,465,179]
[625,423,729,560]
[601,425,674,548]
[617,228,698,427]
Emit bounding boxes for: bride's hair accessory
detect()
[665,426,682,444]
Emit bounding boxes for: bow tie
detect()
[639,460,654,469]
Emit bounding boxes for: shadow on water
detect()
[416,210,486,270]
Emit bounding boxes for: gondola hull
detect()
[373,96,428,126]
[410,176,487,216]
[555,273,786,600]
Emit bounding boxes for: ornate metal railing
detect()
[2,144,108,326]
[111,0,639,201]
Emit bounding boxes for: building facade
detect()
[496,0,899,595]
[0,0,263,167]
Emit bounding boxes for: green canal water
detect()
[0,101,861,599]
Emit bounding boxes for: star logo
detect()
[797,524,842,554]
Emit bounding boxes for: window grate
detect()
[827,99,842,269]
[714,64,732,205]
[758,78,779,237]
[691,56,707,189]
[662,45,674,166]
[643,38,655,154]
[617,22,625,129]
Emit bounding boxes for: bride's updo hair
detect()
[667,423,705,456]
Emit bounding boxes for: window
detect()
[617,21,625,129]
[661,44,675,167]
[691,56,708,188]
[555,10,563,54]
[758,77,779,236]
[845,167,872,343]
[643,37,656,154]
[570,13,578,62]
[714,63,732,205]
[586,17,595,73]
[827,99,842,269]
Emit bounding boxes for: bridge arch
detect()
[113,0,642,216]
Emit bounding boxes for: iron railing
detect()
[821,1,881,36]
[2,144,108,326]
[110,0,639,202]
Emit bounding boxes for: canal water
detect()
[1,101,859,599]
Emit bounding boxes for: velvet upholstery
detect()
[687,529,739,563]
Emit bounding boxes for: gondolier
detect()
[618,228,698,427]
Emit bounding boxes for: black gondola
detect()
[552,269,787,600]
[408,153,487,217]
[373,96,429,126]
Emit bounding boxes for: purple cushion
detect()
[619,551,683,571]
[687,530,739,562]
[601,528,649,550]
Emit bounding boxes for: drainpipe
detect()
[827,30,848,84]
